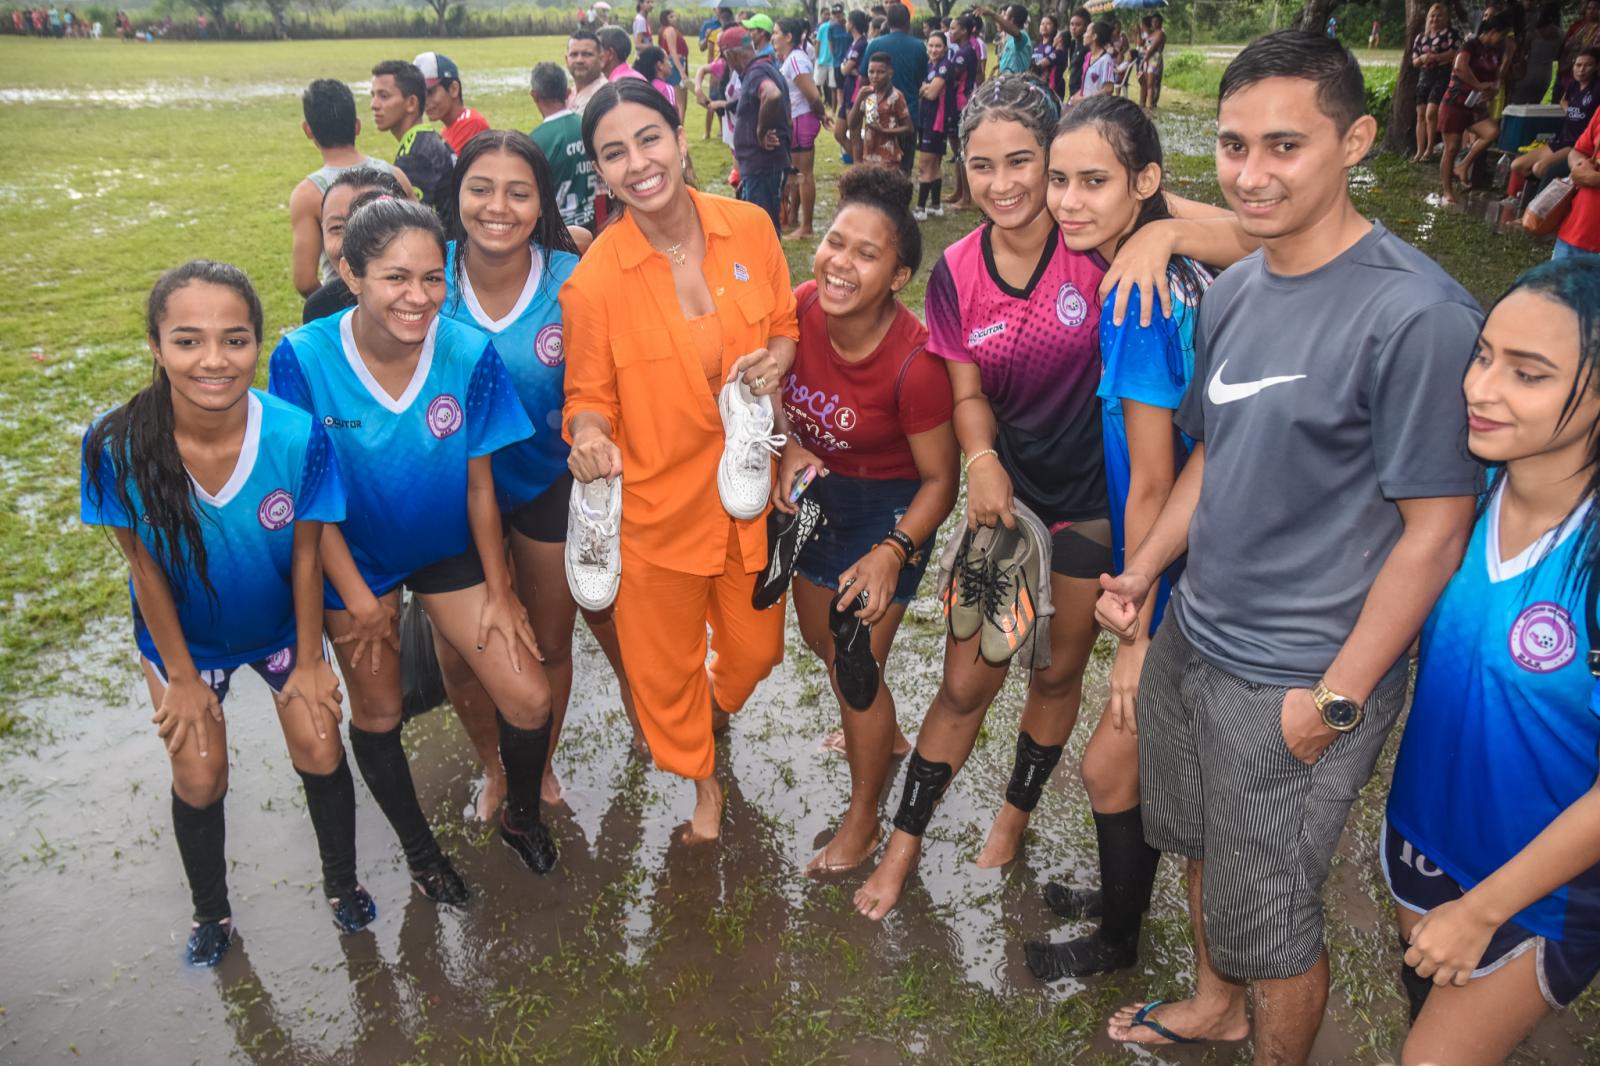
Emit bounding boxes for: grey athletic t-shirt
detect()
[1170,222,1484,689]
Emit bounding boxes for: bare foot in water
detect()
[675,777,724,844]
[853,829,921,919]
[1106,996,1250,1047]
[470,772,508,823]
[821,728,912,756]
[975,803,1029,868]
[540,770,564,806]
[806,818,884,875]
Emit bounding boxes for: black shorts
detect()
[1417,66,1449,105]
[1383,818,1600,1008]
[405,544,485,596]
[1049,519,1113,579]
[505,472,572,544]
[918,130,947,156]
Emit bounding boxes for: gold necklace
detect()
[662,242,687,266]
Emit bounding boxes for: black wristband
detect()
[885,528,917,569]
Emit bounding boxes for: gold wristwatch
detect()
[1312,680,1363,733]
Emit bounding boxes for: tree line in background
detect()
[19,0,1425,42]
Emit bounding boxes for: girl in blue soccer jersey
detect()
[269,197,559,901]
[439,130,641,818]
[1385,258,1600,1064]
[1025,94,1211,982]
[82,261,367,968]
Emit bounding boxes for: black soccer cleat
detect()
[754,495,824,610]
[499,810,558,874]
[410,855,470,906]
[830,591,880,711]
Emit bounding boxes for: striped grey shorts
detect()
[1136,616,1407,981]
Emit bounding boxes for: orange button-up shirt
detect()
[562,189,799,577]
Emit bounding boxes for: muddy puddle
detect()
[5,575,1595,1065]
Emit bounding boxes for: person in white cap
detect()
[414,51,491,157]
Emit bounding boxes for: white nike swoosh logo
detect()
[1206,359,1308,405]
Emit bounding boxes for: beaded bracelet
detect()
[962,448,998,474]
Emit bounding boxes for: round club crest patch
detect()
[1056,282,1087,328]
[427,394,464,439]
[264,647,294,674]
[535,322,564,367]
[1508,602,1578,673]
[257,489,294,531]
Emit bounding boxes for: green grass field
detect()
[0,36,1588,1065]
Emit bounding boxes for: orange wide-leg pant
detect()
[612,523,785,780]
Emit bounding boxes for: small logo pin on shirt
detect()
[733,262,750,282]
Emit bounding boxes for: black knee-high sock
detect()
[1094,804,1162,948]
[917,181,931,208]
[172,791,230,922]
[297,755,359,899]
[930,178,942,206]
[496,711,551,830]
[348,723,441,870]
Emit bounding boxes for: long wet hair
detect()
[1052,94,1207,356]
[1492,259,1600,592]
[447,129,580,306]
[958,73,1061,155]
[84,261,264,603]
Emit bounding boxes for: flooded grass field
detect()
[0,36,1590,1066]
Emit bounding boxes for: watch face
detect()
[1324,698,1360,729]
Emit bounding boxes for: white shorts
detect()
[815,63,837,90]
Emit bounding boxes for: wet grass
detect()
[0,36,1587,1066]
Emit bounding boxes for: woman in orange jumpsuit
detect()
[562,80,798,842]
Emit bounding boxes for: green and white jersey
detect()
[530,110,596,230]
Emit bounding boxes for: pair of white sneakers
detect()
[563,377,785,610]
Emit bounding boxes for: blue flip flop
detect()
[1127,1000,1202,1046]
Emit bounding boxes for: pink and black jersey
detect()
[924,224,1109,524]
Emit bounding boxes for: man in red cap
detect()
[413,51,491,157]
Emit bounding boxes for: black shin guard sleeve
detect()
[1004,730,1064,814]
[931,178,942,206]
[348,723,441,870]
[1093,804,1162,947]
[891,751,954,837]
[172,790,230,922]
[917,181,930,208]
[297,755,359,899]
[496,711,551,826]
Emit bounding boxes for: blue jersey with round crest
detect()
[442,241,578,509]
[1097,271,1203,633]
[1388,488,1600,946]
[80,389,346,670]
[268,309,533,599]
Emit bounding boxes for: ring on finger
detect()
[754,375,768,390]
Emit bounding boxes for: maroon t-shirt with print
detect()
[782,279,953,480]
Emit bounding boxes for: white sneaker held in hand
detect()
[717,378,785,520]
[566,475,622,610]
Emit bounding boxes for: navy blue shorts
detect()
[794,472,931,605]
[1383,818,1600,1008]
[505,471,571,544]
[146,645,298,705]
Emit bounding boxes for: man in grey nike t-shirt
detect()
[1169,219,1482,691]
[1092,32,1482,1063]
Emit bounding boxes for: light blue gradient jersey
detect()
[1388,488,1600,946]
[1097,269,1203,633]
[80,390,346,670]
[268,309,532,602]
[442,242,578,509]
